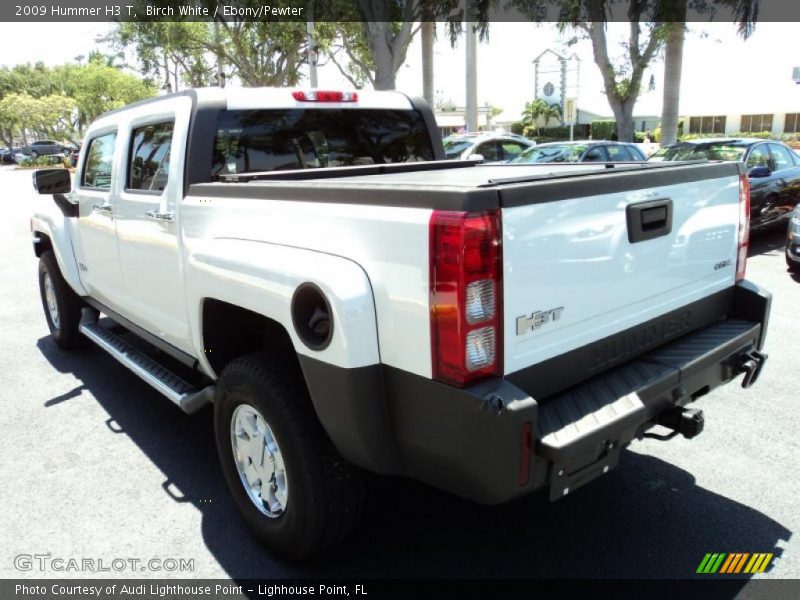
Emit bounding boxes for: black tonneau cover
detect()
[189,160,744,212]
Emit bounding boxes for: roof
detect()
[532,49,579,64]
[534,140,634,147]
[667,138,764,146]
[98,86,415,121]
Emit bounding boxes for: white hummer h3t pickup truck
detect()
[31,87,770,560]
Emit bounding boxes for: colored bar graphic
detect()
[698,552,773,574]
[697,553,727,574]
[744,553,774,574]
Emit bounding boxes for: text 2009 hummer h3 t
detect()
[30,87,770,560]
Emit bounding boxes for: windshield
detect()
[650,143,748,162]
[510,144,586,163]
[212,109,434,177]
[442,138,472,159]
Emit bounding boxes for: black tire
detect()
[30,151,38,159]
[38,250,88,349]
[214,352,365,560]
[787,252,800,274]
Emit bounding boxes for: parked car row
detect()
[445,133,799,233]
[651,138,800,231]
[1,142,80,165]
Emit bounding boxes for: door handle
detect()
[145,209,174,222]
[626,199,673,243]
[92,203,113,216]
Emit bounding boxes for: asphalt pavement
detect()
[0,165,797,582]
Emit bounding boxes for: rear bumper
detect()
[383,280,770,504]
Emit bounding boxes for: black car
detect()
[509,140,647,164]
[0,147,21,164]
[650,138,800,230]
[27,140,72,158]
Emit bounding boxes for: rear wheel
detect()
[214,352,365,560]
[38,250,88,349]
[787,251,800,274]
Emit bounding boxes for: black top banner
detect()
[2,0,800,23]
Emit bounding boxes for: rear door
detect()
[767,143,800,218]
[113,96,193,353]
[499,164,742,377]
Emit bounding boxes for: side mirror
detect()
[468,153,485,162]
[748,165,771,178]
[33,168,71,195]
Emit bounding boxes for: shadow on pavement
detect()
[37,337,791,581]
[748,228,787,258]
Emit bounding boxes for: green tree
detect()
[54,58,155,132]
[112,13,316,87]
[112,22,214,89]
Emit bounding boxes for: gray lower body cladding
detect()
[298,281,771,504]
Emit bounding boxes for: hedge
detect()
[590,120,616,140]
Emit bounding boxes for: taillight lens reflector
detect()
[736,173,750,282]
[430,210,502,387]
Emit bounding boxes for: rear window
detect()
[651,143,748,162]
[511,144,586,163]
[212,109,434,177]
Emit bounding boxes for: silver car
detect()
[443,132,535,163]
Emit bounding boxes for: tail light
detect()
[736,173,750,282]
[429,210,502,387]
[292,90,358,102]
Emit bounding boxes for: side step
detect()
[79,312,213,414]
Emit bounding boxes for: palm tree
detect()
[659,0,759,145]
[544,103,563,129]
[421,21,434,106]
[522,98,548,135]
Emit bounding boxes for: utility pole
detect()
[465,11,478,132]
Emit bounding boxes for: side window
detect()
[127,121,174,192]
[81,133,116,191]
[501,142,526,161]
[745,145,770,169]
[606,145,633,161]
[768,144,794,171]
[583,146,607,162]
[475,141,500,162]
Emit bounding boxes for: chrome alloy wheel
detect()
[230,404,288,517]
[43,273,60,329]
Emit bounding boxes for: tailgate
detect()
[499,162,744,384]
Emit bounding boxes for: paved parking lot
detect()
[0,165,797,582]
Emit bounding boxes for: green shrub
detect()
[591,120,616,140]
[525,124,590,143]
[510,121,525,135]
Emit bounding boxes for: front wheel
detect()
[38,250,88,349]
[214,352,365,560]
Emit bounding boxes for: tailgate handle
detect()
[626,199,673,243]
